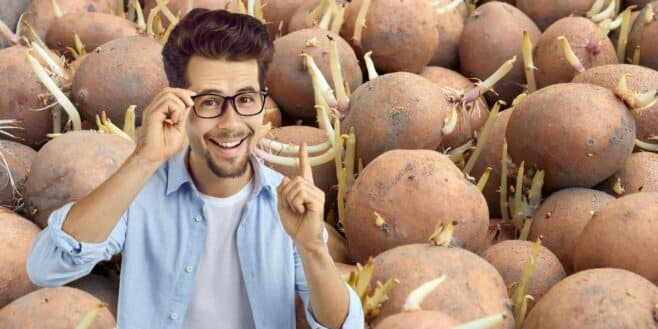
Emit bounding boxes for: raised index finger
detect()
[298,142,314,184]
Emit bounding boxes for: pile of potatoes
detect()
[0,0,657,328]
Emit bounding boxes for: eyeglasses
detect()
[191,90,269,118]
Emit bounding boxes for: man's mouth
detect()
[209,136,248,151]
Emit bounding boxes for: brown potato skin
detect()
[344,150,489,263]
[286,0,322,33]
[419,66,490,150]
[260,0,307,38]
[627,3,658,71]
[370,244,514,328]
[506,83,636,191]
[572,64,658,142]
[67,274,119,317]
[459,2,541,104]
[0,45,65,148]
[19,0,114,40]
[0,286,116,328]
[600,152,658,196]
[521,268,658,329]
[263,97,282,128]
[343,72,449,165]
[265,28,362,120]
[429,0,468,69]
[534,17,618,89]
[71,36,168,125]
[23,131,135,228]
[375,311,460,329]
[0,208,40,308]
[341,0,439,73]
[46,12,137,54]
[470,109,514,219]
[516,0,612,31]
[325,223,354,264]
[0,0,30,45]
[482,240,566,310]
[573,192,658,282]
[0,141,36,209]
[528,188,614,273]
[143,0,240,20]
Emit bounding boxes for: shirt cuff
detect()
[46,202,113,265]
[304,282,365,329]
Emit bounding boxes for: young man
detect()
[26,9,364,329]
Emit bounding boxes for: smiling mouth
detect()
[209,136,248,150]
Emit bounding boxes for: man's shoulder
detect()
[254,159,285,189]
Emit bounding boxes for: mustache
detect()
[204,128,252,140]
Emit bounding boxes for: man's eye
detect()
[202,98,218,106]
[239,96,254,103]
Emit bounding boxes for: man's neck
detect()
[187,153,254,198]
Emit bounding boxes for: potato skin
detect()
[67,274,119,317]
[341,0,439,73]
[572,64,658,143]
[627,3,658,71]
[573,192,658,282]
[19,0,114,40]
[506,83,636,191]
[429,0,468,69]
[599,152,658,196]
[370,244,514,328]
[260,0,307,38]
[482,240,566,310]
[343,72,449,165]
[528,188,614,273]
[534,17,618,89]
[459,2,541,104]
[516,0,612,31]
[0,208,40,308]
[344,150,489,263]
[522,268,658,329]
[419,66,490,150]
[71,36,168,125]
[23,131,134,227]
[0,141,36,209]
[46,12,137,54]
[375,311,460,329]
[0,286,116,328]
[265,28,362,120]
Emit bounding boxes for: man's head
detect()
[162,9,274,179]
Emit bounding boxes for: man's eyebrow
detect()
[197,87,257,94]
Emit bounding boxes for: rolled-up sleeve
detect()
[26,202,127,287]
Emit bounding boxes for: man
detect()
[26,9,364,329]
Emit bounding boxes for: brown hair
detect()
[162,9,274,89]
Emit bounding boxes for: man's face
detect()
[185,55,264,178]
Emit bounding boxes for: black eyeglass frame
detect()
[190,90,269,118]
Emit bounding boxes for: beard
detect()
[204,148,250,178]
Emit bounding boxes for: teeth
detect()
[216,139,242,148]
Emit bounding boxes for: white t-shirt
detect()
[181,179,256,329]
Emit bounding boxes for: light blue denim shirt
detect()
[26,148,364,329]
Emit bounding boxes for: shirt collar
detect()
[165,147,278,198]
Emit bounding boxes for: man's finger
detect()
[298,142,314,184]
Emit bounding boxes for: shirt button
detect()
[185,266,193,273]
[194,215,202,222]
[170,312,178,320]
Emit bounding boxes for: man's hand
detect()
[277,143,326,251]
[134,88,196,166]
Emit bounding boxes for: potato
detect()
[0,286,116,328]
[46,12,138,55]
[516,0,614,30]
[71,36,168,125]
[599,152,658,196]
[429,0,468,68]
[626,3,658,71]
[482,240,566,310]
[342,72,449,165]
[459,1,541,104]
[260,0,306,38]
[506,83,636,191]
[572,64,658,143]
[67,274,119,317]
[0,0,31,44]
[522,268,658,329]
[470,109,514,219]
[19,0,114,41]
[263,97,282,128]
[370,244,514,328]
[375,311,460,329]
[341,0,439,73]
[143,0,240,21]
[419,66,489,150]
[23,131,134,227]
[0,208,40,308]
[534,17,617,88]
[573,192,658,282]
[0,45,65,148]
[265,28,362,120]
[344,150,489,263]
[528,188,615,273]
[0,140,36,210]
